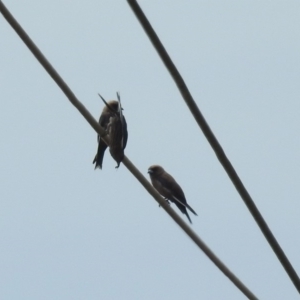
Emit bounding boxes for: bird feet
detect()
[158,199,170,207]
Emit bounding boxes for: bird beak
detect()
[148,170,153,174]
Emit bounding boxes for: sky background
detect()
[1,1,300,299]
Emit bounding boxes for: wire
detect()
[123,157,258,300]
[0,1,258,299]
[126,0,300,294]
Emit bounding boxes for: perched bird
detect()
[93,100,118,169]
[148,165,197,224]
[92,95,127,169]
[107,94,128,168]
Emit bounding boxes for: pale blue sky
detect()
[1,1,300,299]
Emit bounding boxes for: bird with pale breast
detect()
[148,165,197,224]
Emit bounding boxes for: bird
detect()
[148,165,197,224]
[92,93,127,169]
[107,94,128,168]
[92,99,118,169]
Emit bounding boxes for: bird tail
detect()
[93,140,107,169]
[171,199,193,224]
[173,196,198,216]
[185,203,198,216]
[185,210,192,224]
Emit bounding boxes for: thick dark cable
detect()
[127,0,300,294]
[0,1,258,299]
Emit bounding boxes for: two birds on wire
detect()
[93,93,197,224]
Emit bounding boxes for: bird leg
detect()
[158,198,171,207]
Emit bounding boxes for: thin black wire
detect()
[126,0,300,294]
[0,1,259,299]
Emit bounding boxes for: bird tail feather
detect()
[93,140,107,169]
[185,211,192,224]
[186,203,197,216]
[173,196,198,216]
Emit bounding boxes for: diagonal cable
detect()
[0,1,258,299]
[126,0,300,294]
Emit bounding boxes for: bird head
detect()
[148,165,165,176]
[103,100,119,113]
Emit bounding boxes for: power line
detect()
[126,0,300,294]
[0,1,258,299]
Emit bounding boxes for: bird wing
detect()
[116,92,128,150]
[158,173,197,216]
[121,117,128,149]
[157,173,186,202]
[97,112,111,142]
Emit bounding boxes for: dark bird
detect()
[93,100,118,169]
[148,165,197,224]
[92,94,127,169]
[107,93,128,167]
